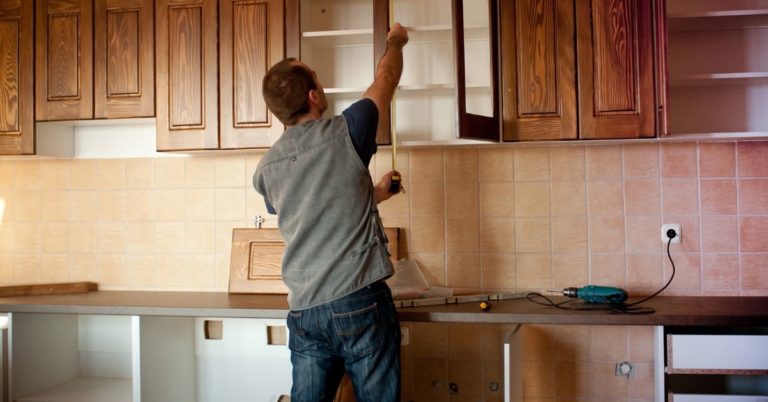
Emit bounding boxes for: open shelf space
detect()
[16,377,131,402]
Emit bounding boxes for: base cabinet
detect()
[4,313,291,402]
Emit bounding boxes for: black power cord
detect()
[527,229,678,315]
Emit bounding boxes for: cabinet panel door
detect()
[500,0,577,141]
[155,0,218,151]
[35,0,94,121]
[219,0,284,149]
[576,0,656,139]
[94,0,155,119]
[0,0,34,154]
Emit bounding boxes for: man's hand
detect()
[387,23,409,49]
[374,170,402,204]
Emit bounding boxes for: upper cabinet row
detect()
[2,0,766,155]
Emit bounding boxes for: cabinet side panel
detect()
[140,316,197,402]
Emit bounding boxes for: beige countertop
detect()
[1,291,767,326]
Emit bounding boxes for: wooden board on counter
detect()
[229,228,400,294]
[0,282,97,297]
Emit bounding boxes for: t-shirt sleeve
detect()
[342,98,379,166]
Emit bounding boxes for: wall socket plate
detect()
[661,224,681,244]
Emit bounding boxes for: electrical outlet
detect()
[661,223,681,244]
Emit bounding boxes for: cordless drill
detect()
[561,285,628,304]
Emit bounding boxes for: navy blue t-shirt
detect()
[263,98,378,214]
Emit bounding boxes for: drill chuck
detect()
[562,285,628,304]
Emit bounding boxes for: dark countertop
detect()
[1,291,767,326]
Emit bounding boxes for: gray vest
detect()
[253,116,393,310]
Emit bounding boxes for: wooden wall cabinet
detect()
[36,0,154,122]
[501,0,659,141]
[156,0,285,151]
[0,0,34,155]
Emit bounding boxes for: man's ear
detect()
[308,89,320,106]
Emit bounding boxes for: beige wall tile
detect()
[68,191,100,222]
[69,160,99,190]
[516,253,551,290]
[662,179,700,215]
[550,146,586,180]
[444,148,478,183]
[739,178,768,214]
[590,326,627,360]
[515,218,550,253]
[626,253,663,289]
[446,253,481,289]
[39,159,69,190]
[478,147,514,181]
[552,254,588,290]
[586,145,621,180]
[41,191,70,221]
[153,255,187,288]
[447,324,483,360]
[662,142,698,178]
[93,160,126,189]
[155,158,185,188]
[69,222,95,253]
[14,160,41,190]
[410,181,445,217]
[98,190,126,221]
[628,362,655,400]
[555,361,591,398]
[481,217,515,253]
[410,149,444,182]
[483,359,504,398]
[185,157,215,188]
[410,252,446,285]
[12,222,40,253]
[413,358,447,397]
[740,216,768,252]
[741,253,768,290]
[14,253,42,284]
[0,191,12,223]
[522,362,556,398]
[664,252,702,292]
[589,216,625,253]
[41,253,70,283]
[185,222,216,254]
[244,154,263,187]
[738,141,768,177]
[378,188,410,221]
[215,253,232,290]
[413,322,447,359]
[125,190,156,222]
[699,142,735,178]
[587,180,624,216]
[522,325,557,361]
[625,215,661,253]
[590,253,627,287]
[446,219,479,253]
[126,223,156,254]
[185,189,216,221]
[515,181,550,217]
[410,216,445,253]
[41,222,69,253]
[482,324,519,360]
[480,182,514,217]
[446,183,478,217]
[125,254,155,288]
[374,149,410,179]
[552,216,587,253]
[701,215,738,252]
[550,180,586,216]
[100,254,126,288]
[0,161,16,189]
[94,222,126,253]
[187,254,217,289]
[702,253,739,290]
[553,325,591,362]
[215,188,247,221]
[155,222,186,254]
[700,179,737,214]
[628,326,654,362]
[156,189,186,221]
[624,179,661,215]
[589,361,628,399]
[15,191,41,221]
[70,253,101,283]
[514,147,549,181]
[481,253,516,290]
[215,221,242,255]
[126,158,155,188]
[447,359,483,396]
[215,155,246,187]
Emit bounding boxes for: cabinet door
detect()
[500,0,577,141]
[576,0,656,139]
[219,0,284,149]
[35,0,94,121]
[0,0,34,155]
[155,0,218,151]
[94,0,155,119]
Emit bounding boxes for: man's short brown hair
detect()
[262,58,317,126]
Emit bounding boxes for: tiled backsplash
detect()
[1,140,766,402]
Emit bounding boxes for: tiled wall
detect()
[1,140,766,401]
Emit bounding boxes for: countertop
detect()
[1,291,767,326]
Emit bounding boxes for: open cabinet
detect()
[286,0,500,145]
[665,0,768,138]
[10,314,139,402]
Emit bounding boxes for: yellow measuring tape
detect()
[388,2,402,194]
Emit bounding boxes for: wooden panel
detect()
[0,0,34,154]
[576,0,656,139]
[373,0,390,145]
[35,0,93,121]
[0,281,97,297]
[94,0,155,118]
[155,0,218,150]
[229,228,400,294]
[501,0,577,141]
[219,0,285,149]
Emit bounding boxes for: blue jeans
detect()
[286,280,401,402]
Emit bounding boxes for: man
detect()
[253,23,409,402]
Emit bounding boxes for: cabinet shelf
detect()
[669,9,768,18]
[324,83,490,94]
[671,72,768,86]
[16,377,131,402]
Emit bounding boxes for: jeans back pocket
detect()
[331,302,384,357]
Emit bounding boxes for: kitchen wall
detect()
[1,139,766,402]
